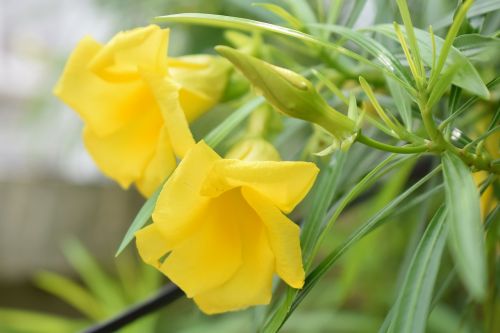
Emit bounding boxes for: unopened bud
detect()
[215,46,356,143]
[215,46,356,141]
[225,138,281,161]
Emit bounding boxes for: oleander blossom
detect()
[54,25,229,196]
[135,141,319,314]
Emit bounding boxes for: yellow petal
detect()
[201,160,319,213]
[135,128,177,197]
[53,36,147,137]
[152,141,220,245]
[243,187,305,289]
[83,100,162,189]
[169,55,230,122]
[143,72,195,157]
[160,189,244,297]
[193,190,275,314]
[135,223,172,268]
[89,25,169,81]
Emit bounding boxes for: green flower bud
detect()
[225,138,281,161]
[215,46,356,144]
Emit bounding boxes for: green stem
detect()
[418,99,500,174]
[357,132,428,154]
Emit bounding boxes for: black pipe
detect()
[80,284,183,333]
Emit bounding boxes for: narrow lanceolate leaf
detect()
[301,152,347,267]
[386,76,413,131]
[369,24,489,99]
[115,185,162,256]
[309,24,411,85]
[442,151,486,301]
[385,206,448,333]
[433,0,500,30]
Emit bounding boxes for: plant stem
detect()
[357,132,428,154]
[418,99,500,174]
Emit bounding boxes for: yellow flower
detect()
[53,25,229,196]
[135,141,319,314]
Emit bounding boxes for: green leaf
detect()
[426,62,462,108]
[385,206,448,333]
[34,271,104,320]
[115,184,162,257]
[369,24,490,98]
[301,151,347,267]
[63,239,124,312]
[433,0,500,30]
[442,151,486,301]
[453,34,500,62]
[0,308,87,333]
[386,75,413,130]
[154,14,414,92]
[283,0,317,25]
[308,23,411,84]
[253,3,303,29]
[116,97,264,256]
[345,0,368,28]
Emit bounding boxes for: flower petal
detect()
[135,223,172,268]
[135,128,177,197]
[89,25,169,81]
[83,101,162,189]
[160,189,244,297]
[169,55,230,122]
[53,36,147,137]
[242,187,305,289]
[152,141,220,245]
[143,72,195,157]
[193,192,274,314]
[201,160,319,213]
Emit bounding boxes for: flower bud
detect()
[215,46,356,144]
[225,138,281,161]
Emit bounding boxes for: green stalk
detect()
[357,132,428,154]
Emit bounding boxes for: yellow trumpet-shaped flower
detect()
[135,141,319,314]
[54,25,229,196]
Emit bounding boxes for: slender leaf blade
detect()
[309,23,411,83]
[115,185,162,256]
[369,24,489,98]
[386,75,413,130]
[442,151,486,301]
[433,0,500,29]
[301,151,347,267]
[385,206,448,333]
[345,0,368,28]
